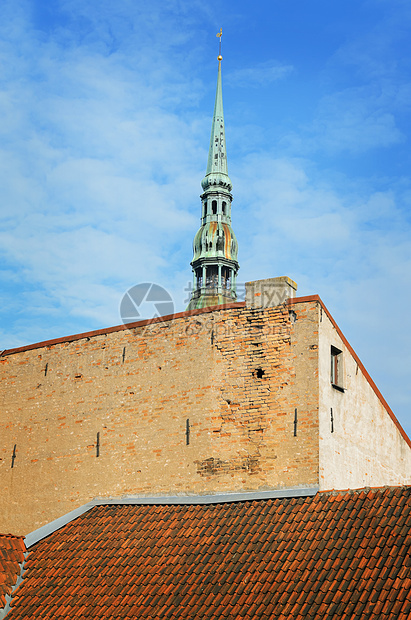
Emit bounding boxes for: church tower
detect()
[187,40,239,310]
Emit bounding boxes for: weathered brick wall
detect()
[0,301,319,535]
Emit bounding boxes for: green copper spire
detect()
[187,36,239,311]
[203,59,231,184]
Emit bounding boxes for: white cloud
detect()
[0,0,410,436]
[226,60,293,87]
[284,86,405,156]
[0,3,210,355]
[280,4,411,157]
[230,148,411,433]
[312,89,403,153]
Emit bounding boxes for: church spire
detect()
[204,54,229,180]
[187,33,239,311]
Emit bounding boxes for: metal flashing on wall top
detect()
[24,486,319,548]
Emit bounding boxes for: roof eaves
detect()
[0,302,246,358]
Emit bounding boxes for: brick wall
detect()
[0,301,320,535]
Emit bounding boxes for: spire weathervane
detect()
[186,34,239,311]
[217,28,222,60]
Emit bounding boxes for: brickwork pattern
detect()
[0,302,320,534]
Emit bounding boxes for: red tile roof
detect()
[6,487,411,619]
[0,535,26,610]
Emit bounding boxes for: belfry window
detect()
[206,266,218,288]
[212,200,217,215]
[331,346,344,390]
[204,202,207,216]
[222,267,231,289]
[196,268,203,288]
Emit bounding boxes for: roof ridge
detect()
[24,486,319,548]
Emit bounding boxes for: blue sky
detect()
[1,0,410,435]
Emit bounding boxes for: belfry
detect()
[187,37,239,310]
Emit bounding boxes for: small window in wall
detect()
[212,200,217,215]
[222,201,226,215]
[331,345,344,391]
[204,202,207,216]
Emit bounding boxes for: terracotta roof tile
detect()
[0,535,26,611]
[3,487,411,619]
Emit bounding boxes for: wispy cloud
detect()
[226,60,293,87]
[0,0,211,345]
[232,149,411,432]
[312,88,403,153]
[0,0,410,436]
[281,3,411,157]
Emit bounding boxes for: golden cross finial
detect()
[216,28,223,61]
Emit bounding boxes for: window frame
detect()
[330,345,344,392]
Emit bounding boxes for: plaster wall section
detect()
[0,302,319,536]
[318,307,411,490]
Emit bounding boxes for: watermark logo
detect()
[183,282,246,305]
[120,279,294,334]
[120,283,174,325]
